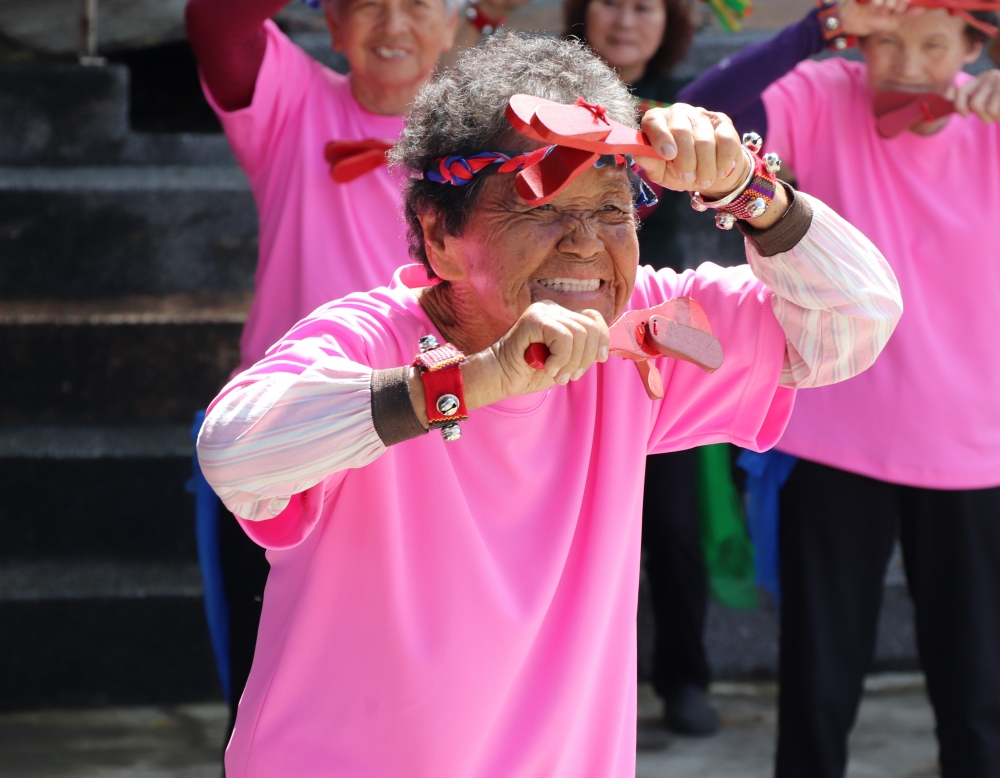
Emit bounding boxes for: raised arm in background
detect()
[185,0,289,111]
[677,0,918,135]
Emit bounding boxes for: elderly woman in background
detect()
[197,33,900,776]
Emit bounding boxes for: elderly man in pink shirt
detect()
[198,33,901,776]
[185,0,525,748]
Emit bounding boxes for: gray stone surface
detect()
[0,64,234,165]
[0,561,202,601]
[0,424,193,459]
[0,704,227,777]
[0,678,937,777]
[637,676,938,778]
[0,167,257,298]
[0,0,188,56]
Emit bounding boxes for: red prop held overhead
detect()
[524,298,724,400]
[504,94,656,205]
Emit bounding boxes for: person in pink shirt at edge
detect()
[680,1,1000,776]
[184,0,527,751]
[196,33,902,776]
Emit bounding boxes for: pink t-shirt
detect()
[203,21,409,373]
[218,263,793,777]
[763,59,1000,489]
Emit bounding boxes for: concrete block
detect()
[0,594,220,709]
[0,166,257,297]
[0,321,242,423]
[0,64,130,165]
[0,455,197,562]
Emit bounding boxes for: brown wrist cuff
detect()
[371,367,427,447]
[737,182,814,257]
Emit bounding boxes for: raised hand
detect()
[635,104,749,200]
[840,0,920,36]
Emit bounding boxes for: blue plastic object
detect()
[735,449,798,606]
[186,411,231,703]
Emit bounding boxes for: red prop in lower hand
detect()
[324,139,395,183]
[524,298,724,400]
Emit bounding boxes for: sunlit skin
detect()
[584,0,667,84]
[324,0,458,115]
[404,104,790,424]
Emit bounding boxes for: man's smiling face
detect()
[430,165,640,336]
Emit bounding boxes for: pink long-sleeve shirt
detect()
[765,59,1000,488]
[197,195,901,776]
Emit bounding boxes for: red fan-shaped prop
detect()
[524,298,724,400]
[504,94,655,205]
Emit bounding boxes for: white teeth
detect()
[375,46,407,59]
[537,278,601,293]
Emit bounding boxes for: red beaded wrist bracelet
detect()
[413,336,468,442]
[691,133,782,230]
[465,2,506,35]
[816,0,857,51]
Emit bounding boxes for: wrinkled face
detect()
[325,0,456,92]
[585,0,666,78]
[860,10,982,95]
[430,166,639,332]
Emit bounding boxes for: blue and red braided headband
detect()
[425,146,658,209]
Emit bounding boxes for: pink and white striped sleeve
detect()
[196,356,384,522]
[745,192,902,389]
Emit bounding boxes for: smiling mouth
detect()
[374,46,409,59]
[536,278,603,293]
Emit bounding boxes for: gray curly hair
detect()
[389,31,637,272]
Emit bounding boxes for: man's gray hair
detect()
[389,31,637,272]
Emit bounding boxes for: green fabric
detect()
[696,444,759,610]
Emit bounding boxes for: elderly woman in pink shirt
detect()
[198,33,901,777]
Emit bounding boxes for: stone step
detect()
[0,166,256,298]
[0,63,234,166]
[0,294,246,423]
[0,449,196,562]
[0,561,218,709]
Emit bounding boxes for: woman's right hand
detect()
[839,0,919,37]
[472,301,611,404]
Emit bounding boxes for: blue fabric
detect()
[186,411,231,703]
[736,449,798,606]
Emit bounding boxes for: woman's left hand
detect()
[635,103,750,199]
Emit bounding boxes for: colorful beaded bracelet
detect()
[690,133,781,230]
